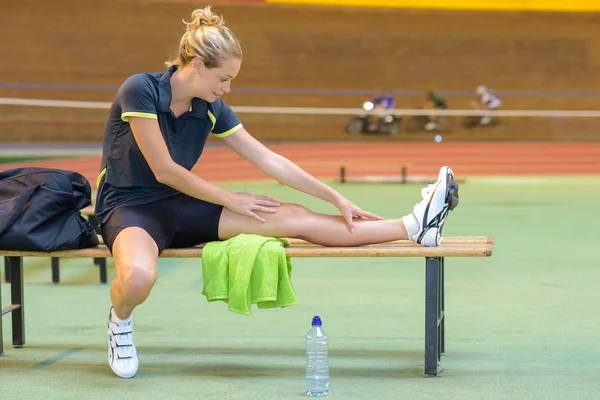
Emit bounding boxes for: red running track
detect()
[1,142,599,189]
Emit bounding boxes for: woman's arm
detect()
[129,117,279,222]
[223,128,383,231]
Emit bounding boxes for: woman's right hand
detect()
[225,192,281,223]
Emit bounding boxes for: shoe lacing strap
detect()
[110,322,134,359]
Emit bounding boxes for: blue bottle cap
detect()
[311,316,322,326]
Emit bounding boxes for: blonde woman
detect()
[95,6,459,378]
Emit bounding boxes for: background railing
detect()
[1,96,600,144]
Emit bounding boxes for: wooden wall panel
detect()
[1,1,599,142]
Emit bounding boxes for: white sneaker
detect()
[107,307,138,379]
[403,166,459,247]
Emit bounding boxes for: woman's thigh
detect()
[170,195,224,248]
[111,226,159,281]
[217,203,313,240]
[101,200,179,254]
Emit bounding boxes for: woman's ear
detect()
[192,58,205,74]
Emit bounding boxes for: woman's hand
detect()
[334,196,384,233]
[225,192,281,223]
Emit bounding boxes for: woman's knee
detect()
[218,202,316,239]
[271,203,316,236]
[278,203,312,219]
[114,259,158,297]
[111,227,159,298]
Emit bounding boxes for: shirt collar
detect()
[157,65,207,120]
[157,66,176,113]
[189,98,208,119]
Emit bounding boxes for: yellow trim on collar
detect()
[207,111,216,131]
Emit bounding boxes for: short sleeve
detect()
[117,74,159,122]
[209,99,242,138]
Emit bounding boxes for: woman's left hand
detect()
[335,197,384,233]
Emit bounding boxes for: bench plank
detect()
[89,234,492,247]
[286,236,493,245]
[0,243,493,258]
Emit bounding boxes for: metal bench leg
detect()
[51,257,60,284]
[8,256,25,347]
[94,258,107,284]
[441,258,445,354]
[425,256,443,377]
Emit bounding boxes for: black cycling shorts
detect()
[100,194,224,254]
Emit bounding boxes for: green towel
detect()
[201,234,297,315]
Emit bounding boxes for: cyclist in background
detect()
[472,85,502,126]
[369,89,396,130]
[423,90,447,131]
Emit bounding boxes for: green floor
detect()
[1,176,600,399]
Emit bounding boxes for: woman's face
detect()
[194,57,241,102]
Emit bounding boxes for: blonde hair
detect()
[165,6,242,69]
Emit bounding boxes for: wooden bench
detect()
[0,236,493,377]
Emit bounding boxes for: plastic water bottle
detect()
[305,315,330,397]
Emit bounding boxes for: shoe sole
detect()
[442,168,459,211]
[437,167,459,244]
[415,167,460,246]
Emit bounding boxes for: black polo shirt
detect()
[94,66,242,223]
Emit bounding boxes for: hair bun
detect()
[187,6,224,30]
[166,5,241,68]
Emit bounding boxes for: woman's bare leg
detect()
[107,226,159,379]
[218,166,458,247]
[110,227,159,320]
[218,203,409,246]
